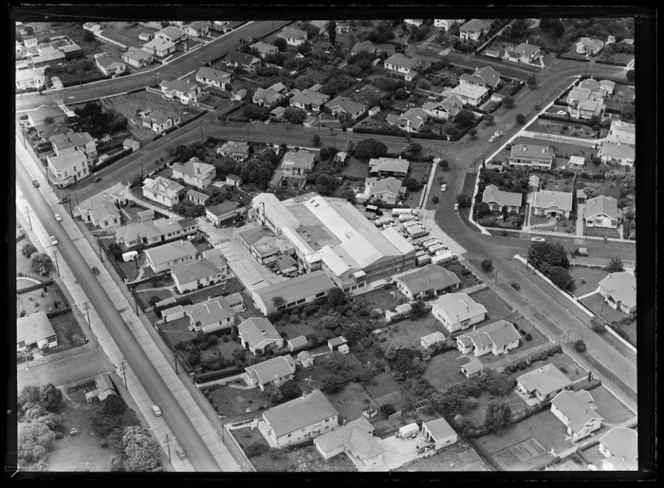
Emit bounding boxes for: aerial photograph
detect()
[9,4,655,480]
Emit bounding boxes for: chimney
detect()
[539,368,544,373]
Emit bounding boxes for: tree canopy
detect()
[354,138,388,161]
[122,426,161,472]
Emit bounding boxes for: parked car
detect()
[511,282,521,291]
[576,247,589,256]
[94,177,102,183]
[152,405,162,417]
[530,236,546,242]
[175,446,186,460]
[49,235,58,246]
[58,195,69,204]
[441,184,447,192]
[92,266,100,276]
[493,130,503,138]
[54,213,62,222]
[454,203,459,212]
[488,135,496,143]
[32,180,40,188]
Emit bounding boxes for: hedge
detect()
[91,148,132,172]
[16,279,55,295]
[194,365,245,384]
[46,307,72,319]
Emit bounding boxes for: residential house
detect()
[367,177,403,205]
[599,427,638,471]
[250,41,279,58]
[277,27,308,46]
[567,155,585,169]
[187,189,210,205]
[84,375,117,403]
[566,86,603,105]
[314,417,385,471]
[171,249,229,293]
[217,141,251,161]
[233,88,247,101]
[387,107,429,133]
[171,157,216,190]
[144,239,198,273]
[113,217,196,250]
[16,68,48,90]
[225,292,245,312]
[383,53,420,81]
[289,88,330,112]
[252,82,288,108]
[74,184,125,229]
[460,66,502,91]
[434,19,463,32]
[516,364,572,402]
[138,32,153,42]
[404,19,424,27]
[139,108,181,135]
[459,19,493,41]
[122,46,154,68]
[141,176,185,208]
[420,331,447,349]
[598,272,636,314]
[508,143,555,170]
[237,317,284,355]
[262,389,339,446]
[17,311,57,351]
[30,45,65,66]
[431,292,487,333]
[183,296,236,333]
[226,174,242,187]
[325,96,367,121]
[507,43,541,64]
[584,196,621,229]
[246,354,297,392]
[23,106,66,129]
[449,83,489,107]
[252,270,335,315]
[421,417,458,450]
[94,53,127,76]
[351,41,377,56]
[606,120,635,146]
[160,79,201,105]
[47,151,89,188]
[206,201,246,227]
[369,157,410,179]
[599,142,635,167]
[551,390,603,442]
[195,67,232,90]
[482,184,523,213]
[532,190,573,219]
[575,37,605,56]
[281,150,316,177]
[49,130,98,164]
[184,21,210,38]
[155,26,187,44]
[223,51,261,72]
[569,97,605,120]
[287,335,308,352]
[395,264,460,300]
[142,37,176,57]
[422,94,464,120]
[456,320,520,357]
[598,79,616,97]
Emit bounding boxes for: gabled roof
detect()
[184,296,235,327]
[48,151,87,172]
[600,142,635,161]
[247,354,297,388]
[253,86,286,106]
[237,317,282,349]
[315,416,383,460]
[371,177,402,196]
[482,184,523,208]
[326,96,367,115]
[599,427,638,462]
[196,66,231,84]
[74,184,124,223]
[510,42,540,57]
[369,157,409,174]
[451,83,490,99]
[49,131,94,151]
[142,176,185,198]
[433,292,487,323]
[400,107,429,129]
[278,27,307,40]
[584,195,620,220]
[396,264,460,296]
[460,19,492,33]
[144,239,197,267]
[532,190,573,212]
[156,25,185,41]
[283,150,316,169]
[474,66,502,88]
[551,390,603,434]
[171,257,226,284]
[384,53,419,70]
[160,78,198,94]
[207,200,242,218]
[171,158,216,179]
[17,311,55,345]
[483,320,521,348]
[218,140,250,155]
[351,40,377,55]
[577,37,604,50]
[517,364,572,396]
[263,389,338,437]
[95,53,125,70]
[255,270,334,306]
[598,272,636,309]
[250,41,278,55]
[421,331,447,347]
[290,88,330,107]
[225,51,260,66]
[143,37,175,52]
[114,217,185,243]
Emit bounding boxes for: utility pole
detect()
[121,360,127,387]
[165,434,171,462]
[25,207,32,230]
[52,250,60,274]
[85,302,90,326]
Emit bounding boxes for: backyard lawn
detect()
[327,382,376,421]
[422,349,469,392]
[361,286,408,312]
[380,314,444,350]
[342,156,369,179]
[469,288,513,322]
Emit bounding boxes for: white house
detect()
[599,142,635,167]
[237,317,284,355]
[142,37,176,57]
[277,27,308,46]
[325,96,367,121]
[94,53,127,76]
[421,417,458,450]
[73,184,125,229]
[47,151,89,188]
[281,150,316,177]
[422,95,464,121]
[383,53,420,81]
[171,249,229,293]
[431,292,487,333]
[450,83,489,107]
[482,184,523,213]
[49,130,98,164]
[17,311,58,351]
[160,79,201,105]
[122,46,154,68]
[246,354,297,392]
[195,67,232,90]
[314,416,385,471]
[516,364,572,402]
[144,239,198,273]
[599,427,638,471]
[507,43,541,64]
[456,320,520,357]
[171,157,216,189]
[598,272,636,314]
[395,264,460,300]
[575,37,605,56]
[583,196,621,229]
[508,143,555,170]
[551,390,603,442]
[139,108,181,135]
[16,67,48,90]
[141,176,185,208]
[184,21,210,38]
[459,19,492,41]
[606,120,635,146]
[183,296,236,333]
[531,190,573,220]
[217,141,251,161]
[289,88,330,112]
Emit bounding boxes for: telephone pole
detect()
[121,360,127,387]
[25,207,32,230]
[52,250,60,274]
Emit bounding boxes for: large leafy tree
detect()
[18,421,56,463]
[484,401,512,431]
[326,21,337,46]
[353,138,388,161]
[605,257,624,273]
[122,426,161,472]
[31,253,54,275]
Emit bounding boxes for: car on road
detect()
[58,195,69,204]
[152,405,162,417]
[175,446,187,460]
[454,203,459,212]
[92,266,100,276]
[531,236,546,242]
[94,177,102,183]
[489,135,496,143]
[55,213,62,222]
[49,235,59,246]
[32,180,40,188]
[511,282,521,291]
[441,184,447,192]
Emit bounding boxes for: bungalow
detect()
[74,184,125,229]
[325,96,367,121]
[599,142,635,167]
[250,41,279,58]
[532,190,573,219]
[569,97,605,120]
[144,239,198,274]
[281,150,316,177]
[551,390,603,442]
[246,354,297,392]
[460,66,502,91]
[314,416,385,471]
[369,157,410,179]
[252,270,335,315]
[84,374,117,403]
[49,130,98,167]
[188,189,210,205]
[47,151,89,188]
[598,79,616,97]
[94,53,127,76]
[606,120,635,146]
[584,196,621,229]
[395,264,460,300]
[277,27,308,46]
[566,86,603,106]
[17,311,57,351]
[253,82,288,108]
[387,107,429,133]
[567,155,585,169]
[383,53,420,81]
[30,45,65,66]
[171,250,229,293]
[290,88,330,112]
[142,37,176,57]
[351,40,377,56]
[183,296,236,333]
[432,292,488,333]
[516,364,572,402]
[508,143,555,170]
[575,37,605,56]
[223,51,261,72]
[195,67,232,91]
[141,176,185,208]
[434,19,463,32]
[599,427,638,471]
[459,19,492,41]
[171,157,216,189]
[23,106,66,128]
[217,141,251,162]
[456,320,520,357]
[507,43,541,64]
[421,417,458,450]
[422,94,464,120]
[184,21,210,38]
[262,389,339,446]
[16,67,48,90]
[122,46,154,68]
[449,83,489,107]
[598,272,636,314]
[139,108,181,135]
[420,331,447,349]
[155,25,187,44]
[160,79,201,105]
[482,184,523,213]
[367,177,403,205]
[113,217,196,250]
[237,317,284,355]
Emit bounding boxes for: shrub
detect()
[379,403,396,416]
[517,360,527,370]
[574,340,587,352]
[480,259,493,272]
[525,333,532,342]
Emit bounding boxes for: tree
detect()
[284,107,307,125]
[380,403,396,416]
[503,95,515,109]
[31,253,54,275]
[321,374,345,393]
[272,296,286,309]
[101,394,128,416]
[456,193,472,208]
[626,69,634,82]
[484,114,495,126]
[409,300,427,318]
[39,384,63,412]
[327,21,337,46]
[242,103,268,121]
[543,243,570,269]
[172,200,206,218]
[574,339,587,352]
[279,380,303,400]
[484,401,512,431]
[354,138,388,161]
[516,113,526,125]
[122,426,161,472]
[274,37,287,52]
[591,317,606,334]
[394,87,409,99]
[454,109,476,128]
[311,134,321,147]
[468,128,478,139]
[439,159,449,171]
[22,243,37,258]
[547,266,575,292]
[475,202,491,219]
[83,30,96,43]
[403,177,423,192]
[605,257,624,273]
[18,421,56,463]
[526,75,537,89]
[107,242,124,261]
[480,259,493,272]
[327,287,346,306]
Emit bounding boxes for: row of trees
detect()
[528,241,576,292]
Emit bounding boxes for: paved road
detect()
[16,147,222,471]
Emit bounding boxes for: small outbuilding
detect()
[421,417,458,450]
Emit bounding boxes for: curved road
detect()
[16,147,222,471]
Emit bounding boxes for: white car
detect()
[489,136,496,143]
[441,184,447,192]
[454,203,459,212]
[152,405,162,417]
[49,235,59,246]
[55,213,62,222]
[531,236,546,242]
[493,130,503,138]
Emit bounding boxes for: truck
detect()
[392,208,413,217]
[428,243,448,255]
[431,250,457,265]
[398,214,414,223]
[403,221,422,231]
[122,251,139,262]
[408,227,429,239]
[415,249,427,258]
[416,255,432,266]
[421,237,439,248]
[423,239,441,251]
[375,217,392,227]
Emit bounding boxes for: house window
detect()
[315,292,325,298]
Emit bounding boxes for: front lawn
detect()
[468,288,513,322]
[589,385,636,423]
[47,311,87,350]
[443,261,483,289]
[567,266,608,297]
[583,225,621,239]
[579,293,628,324]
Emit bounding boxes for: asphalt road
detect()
[16,146,222,472]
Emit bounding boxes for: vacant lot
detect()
[97,22,156,50]
[469,288,513,322]
[361,287,407,312]
[567,266,607,297]
[396,439,492,472]
[381,314,444,350]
